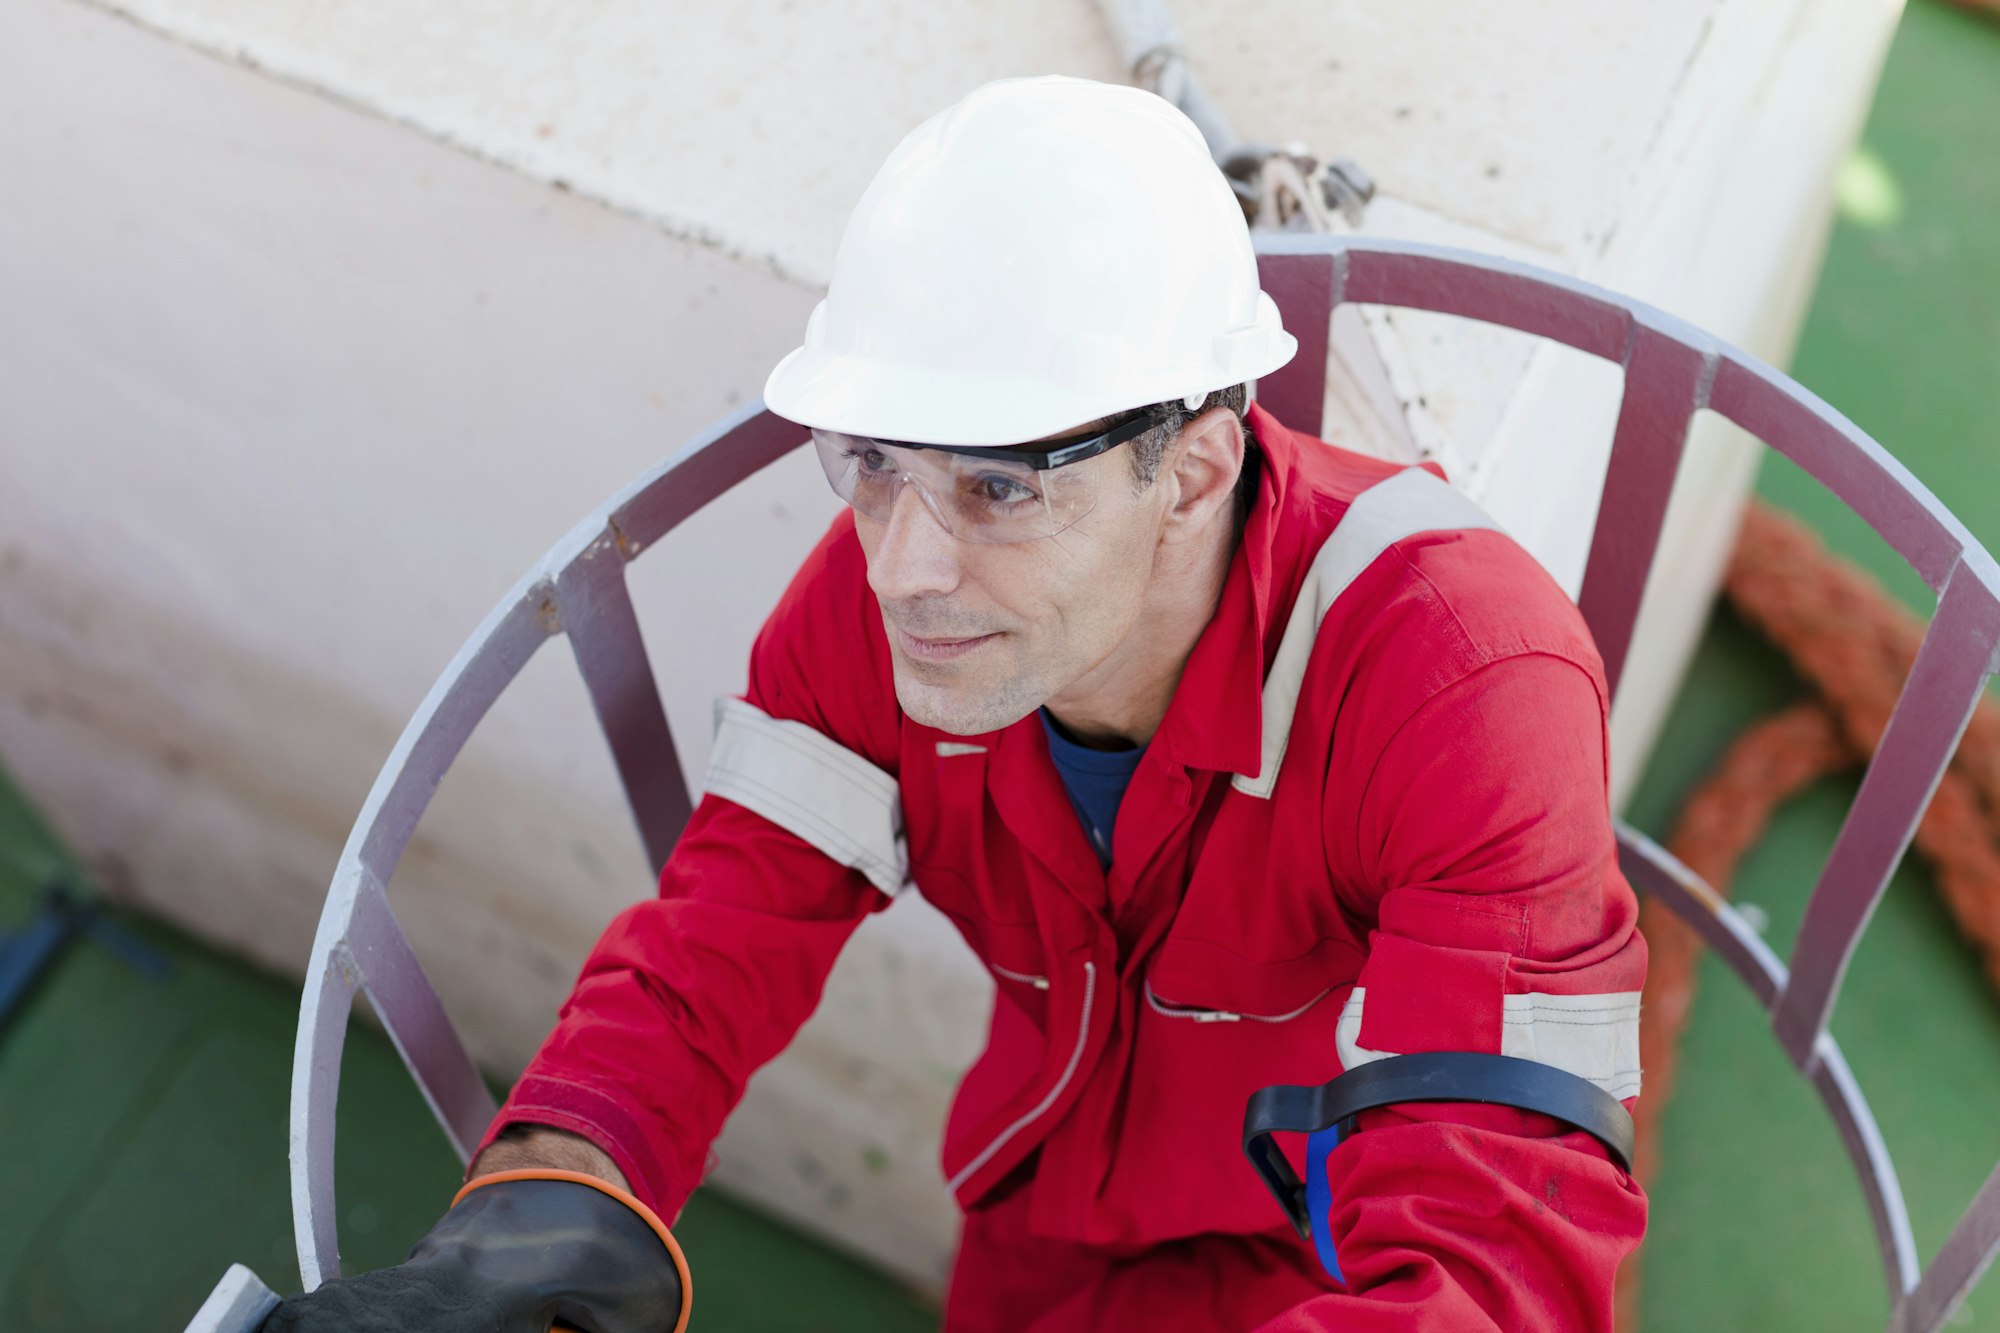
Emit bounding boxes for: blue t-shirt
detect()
[1039,709,1146,868]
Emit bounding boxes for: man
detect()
[269,75,1646,1332]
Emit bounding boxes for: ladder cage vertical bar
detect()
[1771,568,2000,1065]
[345,869,501,1162]
[1576,323,1713,702]
[1252,249,1337,437]
[1891,1153,2000,1333]
[556,538,693,876]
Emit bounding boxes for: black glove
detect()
[261,1169,690,1333]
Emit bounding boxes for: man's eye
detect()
[971,473,1039,506]
[845,447,896,475]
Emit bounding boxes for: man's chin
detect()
[892,670,1038,737]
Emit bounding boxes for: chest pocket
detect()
[1143,977,1331,1025]
[1141,933,1361,1030]
[1108,938,1363,1239]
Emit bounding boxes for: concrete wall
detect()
[0,0,1900,1290]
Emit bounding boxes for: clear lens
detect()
[810,430,1102,543]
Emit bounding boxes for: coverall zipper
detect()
[948,961,1096,1193]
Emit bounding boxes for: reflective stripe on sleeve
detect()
[1234,467,1503,799]
[704,697,909,898]
[1334,986,1643,1100]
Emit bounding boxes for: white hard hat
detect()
[764,75,1297,447]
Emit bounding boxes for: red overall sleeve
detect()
[474,523,897,1219]
[1255,651,1648,1333]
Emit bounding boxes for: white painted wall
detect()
[0,0,1899,1291]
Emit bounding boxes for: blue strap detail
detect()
[1304,1124,1343,1283]
[1246,1053,1638,1287]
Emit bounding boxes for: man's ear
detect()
[1159,405,1245,544]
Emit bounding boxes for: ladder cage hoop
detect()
[1614,823,1788,1010]
[1811,1034,1924,1298]
[291,237,2000,1329]
[288,404,804,1287]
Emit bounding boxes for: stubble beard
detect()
[890,649,1049,738]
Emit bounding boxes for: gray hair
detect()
[1129,383,1251,487]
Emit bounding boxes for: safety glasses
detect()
[809,412,1156,544]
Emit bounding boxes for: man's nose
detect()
[867,482,963,601]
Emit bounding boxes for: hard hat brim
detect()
[763,321,1298,447]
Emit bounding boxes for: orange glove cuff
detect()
[457,1168,692,1333]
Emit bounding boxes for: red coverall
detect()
[478,401,1649,1330]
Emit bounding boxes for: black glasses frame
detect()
[862,409,1160,469]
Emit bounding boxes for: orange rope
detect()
[1617,500,2000,1329]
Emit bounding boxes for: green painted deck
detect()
[2,3,1996,1328]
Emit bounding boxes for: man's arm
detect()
[1256,650,1648,1332]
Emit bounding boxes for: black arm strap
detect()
[1242,1051,1637,1239]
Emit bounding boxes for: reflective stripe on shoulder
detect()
[704,697,909,898]
[1334,986,1643,1100]
[1233,466,1503,799]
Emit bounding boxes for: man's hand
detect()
[261,1145,685,1333]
